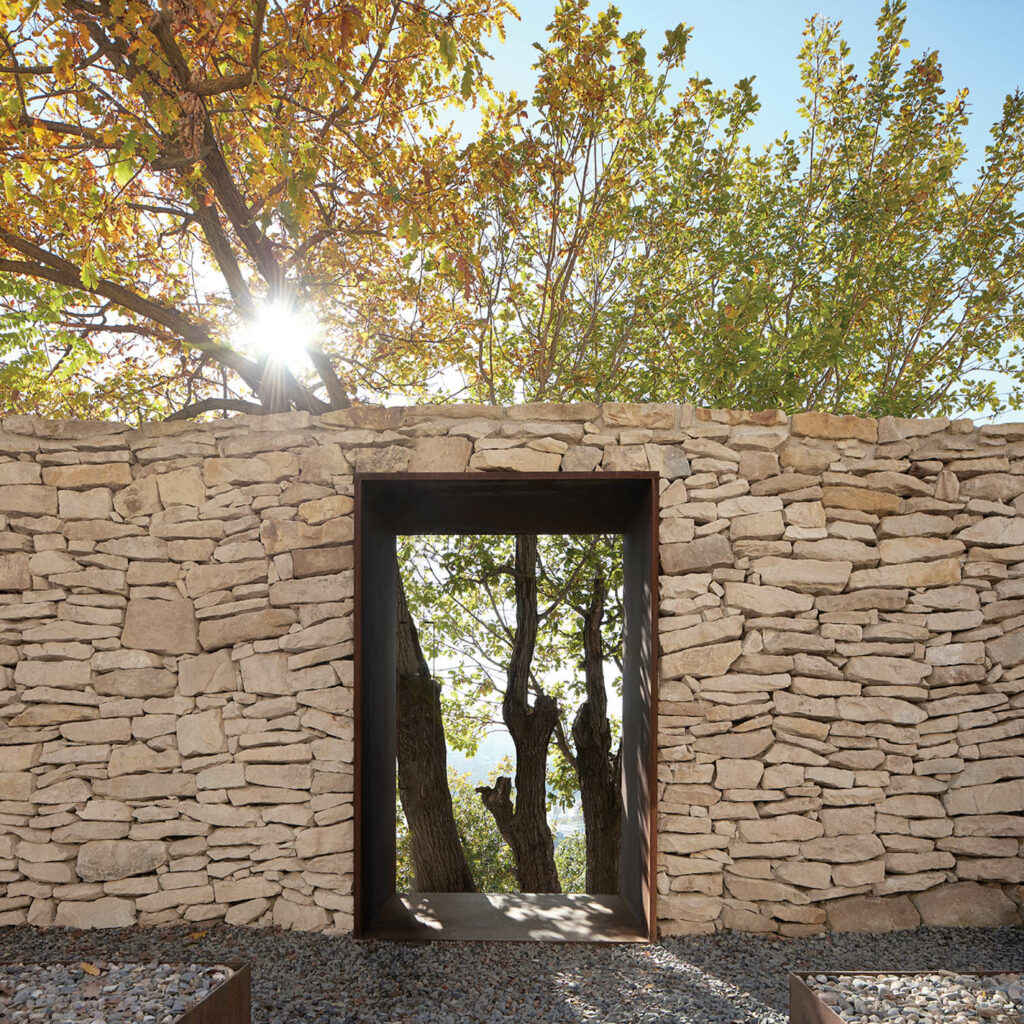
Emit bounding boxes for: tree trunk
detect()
[396,574,475,893]
[478,535,561,893]
[572,574,622,894]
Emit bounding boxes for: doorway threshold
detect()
[365,892,649,943]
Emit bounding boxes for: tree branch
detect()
[165,397,264,420]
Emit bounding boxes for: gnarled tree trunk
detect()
[396,574,475,893]
[478,534,561,893]
[572,574,622,893]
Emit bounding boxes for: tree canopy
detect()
[2,0,1023,419]
[0,0,511,420]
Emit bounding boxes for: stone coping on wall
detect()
[0,402,1022,936]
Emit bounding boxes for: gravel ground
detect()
[0,924,1020,1024]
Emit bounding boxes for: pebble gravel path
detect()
[0,961,233,1024]
[806,971,1024,1024]
[0,924,1019,1023]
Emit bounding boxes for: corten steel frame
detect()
[353,473,660,941]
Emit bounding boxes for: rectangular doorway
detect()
[354,473,658,942]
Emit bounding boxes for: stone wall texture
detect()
[0,402,1022,937]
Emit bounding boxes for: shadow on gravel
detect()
[0,924,1020,1024]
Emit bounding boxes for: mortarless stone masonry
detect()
[0,402,1022,937]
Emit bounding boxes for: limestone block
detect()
[298,444,350,483]
[714,760,764,789]
[662,534,732,574]
[717,496,782,518]
[723,582,813,616]
[879,513,955,538]
[31,778,91,804]
[225,897,270,925]
[270,574,352,606]
[730,511,784,540]
[351,445,411,473]
[93,774,196,801]
[261,517,353,556]
[122,598,199,655]
[661,616,743,655]
[55,896,136,929]
[14,660,90,689]
[944,780,1024,816]
[198,608,295,650]
[958,517,1024,546]
[112,476,161,517]
[827,895,920,933]
[601,445,649,471]
[987,630,1024,667]
[0,461,41,485]
[176,709,227,756]
[603,402,676,428]
[93,669,176,698]
[775,861,831,890]
[240,653,290,695]
[645,445,690,480]
[693,728,774,759]
[108,744,179,777]
[793,539,878,566]
[154,467,205,508]
[754,557,851,594]
[822,485,901,515]
[245,763,312,790]
[820,807,875,836]
[179,650,236,696]
[878,537,964,563]
[800,835,884,863]
[76,840,169,881]
[297,495,354,526]
[213,877,281,904]
[737,814,824,843]
[185,559,267,598]
[0,484,57,515]
[43,463,132,488]
[272,898,332,931]
[836,697,926,725]
[205,453,299,486]
[845,657,929,686]
[57,488,113,519]
[848,559,961,590]
[561,446,602,472]
[912,882,1020,927]
[792,412,877,442]
[661,640,742,680]
[469,448,561,472]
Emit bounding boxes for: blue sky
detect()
[489,1,1023,175]
[472,0,1024,419]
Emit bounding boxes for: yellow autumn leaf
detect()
[79,962,101,977]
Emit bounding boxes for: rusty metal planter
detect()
[0,960,250,1024]
[790,970,1016,1024]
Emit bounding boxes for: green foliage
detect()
[456,0,1024,417]
[399,533,623,811]
[554,831,587,893]
[396,765,518,893]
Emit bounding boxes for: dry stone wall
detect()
[0,402,1022,937]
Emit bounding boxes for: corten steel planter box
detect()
[789,970,1017,1024]
[0,959,250,1024]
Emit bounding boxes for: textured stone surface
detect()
[122,598,199,655]
[2,402,1024,938]
[76,840,169,881]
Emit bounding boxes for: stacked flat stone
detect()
[807,971,1024,1023]
[0,402,1022,936]
[0,961,233,1022]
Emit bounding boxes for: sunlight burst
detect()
[240,300,320,371]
